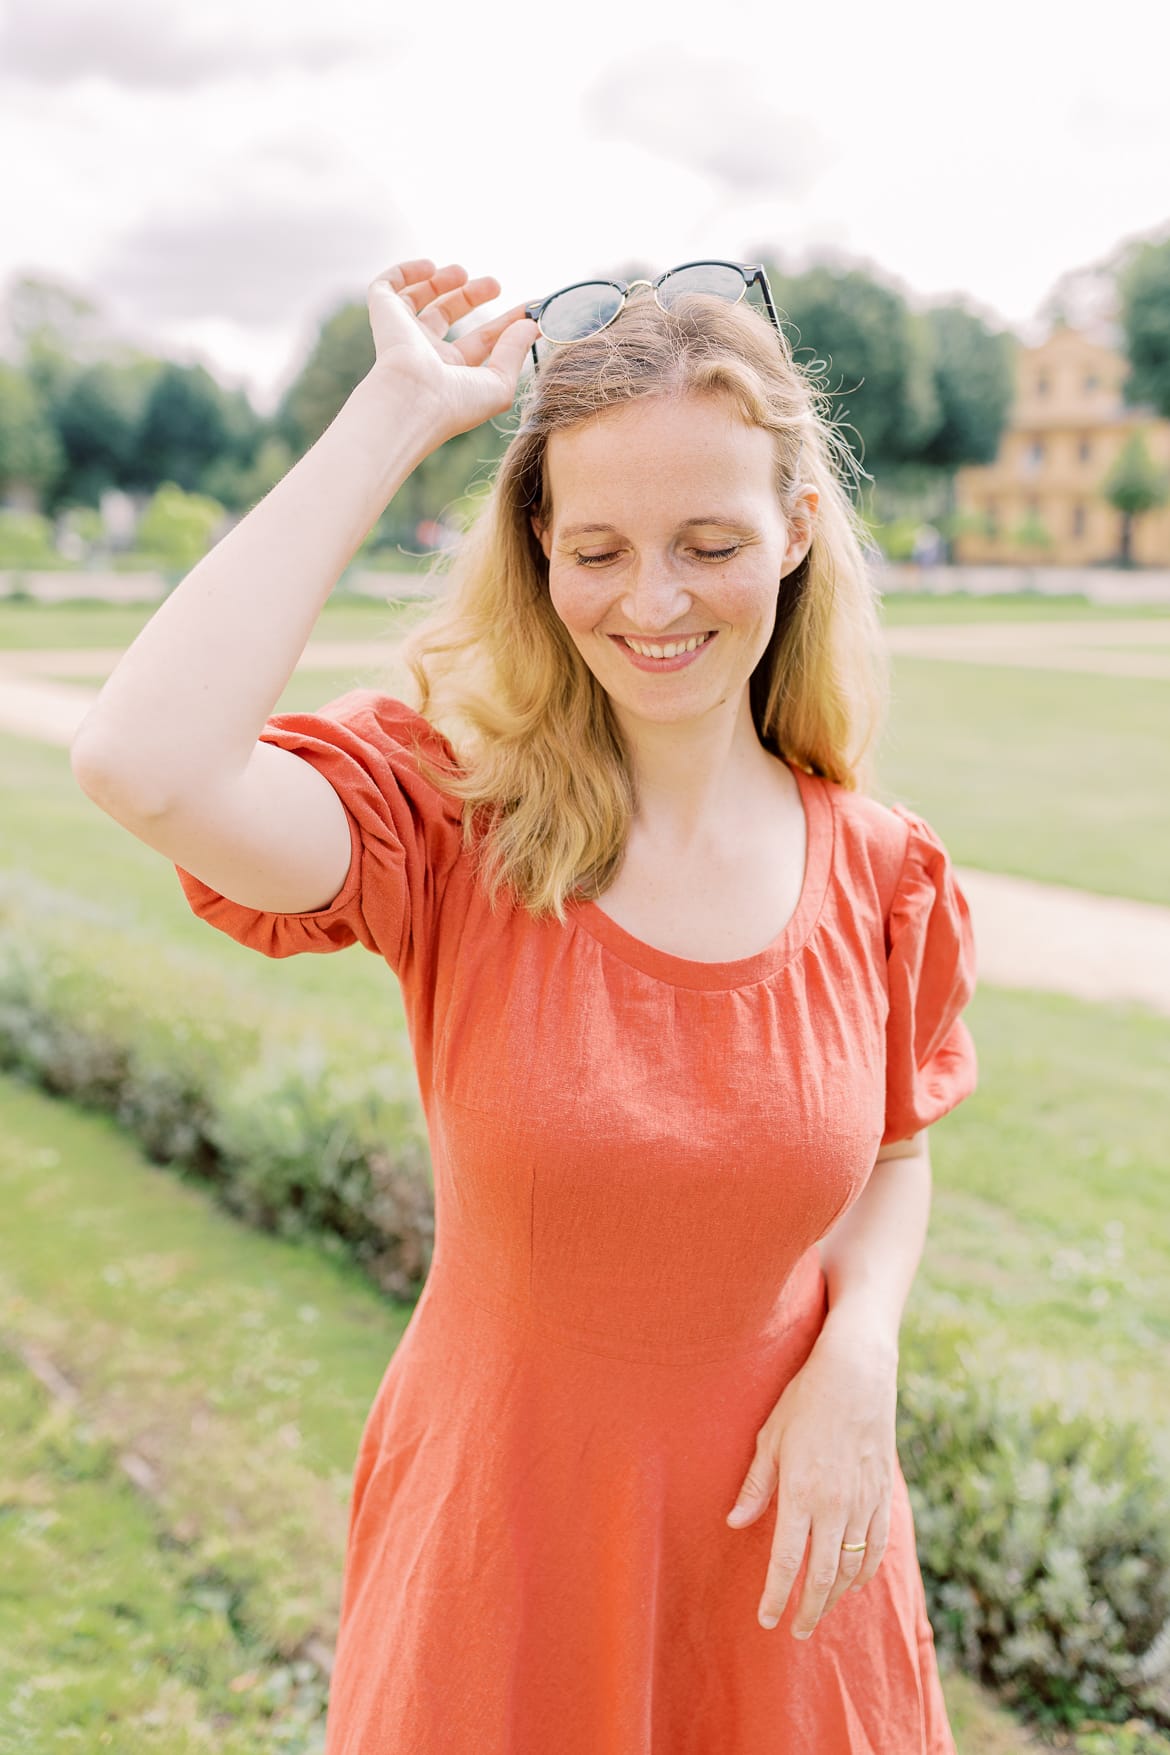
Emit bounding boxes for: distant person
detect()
[72,255,978,1753]
[912,522,946,568]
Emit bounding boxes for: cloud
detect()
[582,44,830,197]
[0,0,364,90]
[93,194,393,328]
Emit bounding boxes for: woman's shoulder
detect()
[324,687,461,766]
[815,772,924,909]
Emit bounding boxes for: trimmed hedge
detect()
[0,883,433,1298]
[899,1331,1170,1734]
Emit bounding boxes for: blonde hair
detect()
[397,288,891,922]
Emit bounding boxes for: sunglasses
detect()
[522,259,785,376]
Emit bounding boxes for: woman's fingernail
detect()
[727,1505,749,1524]
[759,1611,778,1629]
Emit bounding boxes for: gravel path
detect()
[3,626,1168,1018]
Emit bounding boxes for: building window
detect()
[1072,503,1086,539]
[1084,373,1098,392]
[1079,436,1092,463]
[1021,437,1045,475]
[985,501,999,538]
[1037,373,1050,396]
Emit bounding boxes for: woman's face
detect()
[531,391,817,734]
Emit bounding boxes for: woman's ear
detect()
[530,514,548,556]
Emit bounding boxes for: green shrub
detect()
[0,509,59,567]
[898,1350,1170,1732]
[0,884,433,1298]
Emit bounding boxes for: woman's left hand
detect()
[725,1326,899,1638]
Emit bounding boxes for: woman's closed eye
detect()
[575,545,741,567]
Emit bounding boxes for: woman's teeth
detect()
[620,632,714,659]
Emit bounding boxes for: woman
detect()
[71,256,978,1753]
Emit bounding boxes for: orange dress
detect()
[175,688,979,1755]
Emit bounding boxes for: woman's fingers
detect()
[847,1495,890,1593]
[757,1507,810,1630]
[813,1531,872,1623]
[363,257,537,440]
[413,276,505,339]
[452,300,537,369]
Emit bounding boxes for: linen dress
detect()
[174,686,979,1755]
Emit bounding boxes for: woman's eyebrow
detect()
[559,516,753,538]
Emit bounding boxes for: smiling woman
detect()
[82,258,977,1755]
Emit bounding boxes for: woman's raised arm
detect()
[69,257,538,819]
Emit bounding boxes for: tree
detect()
[135,482,226,572]
[0,362,64,504]
[0,272,112,403]
[916,306,1017,470]
[915,304,1017,558]
[760,260,943,476]
[132,363,245,494]
[53,358,161,507]
[1101,428,1170,567]
[1116,234,1170,419]
[274,300,375,452]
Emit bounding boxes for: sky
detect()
[2,0,1168,416]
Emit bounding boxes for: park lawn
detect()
[0,1075,406,1752]
[4,588,1169,654]
[0,722,420,1068]
[0,1066,1103,1755]
[904,982,1170,1465]
[0,1349,330,1755]
[4,640,1167,921]
[33,668,409,715]
[871,659,1170,904]
[876,591,1170,624]
[0,589,431,652]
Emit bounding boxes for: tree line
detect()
[1,235,1169,566]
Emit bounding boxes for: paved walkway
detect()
[3,627,1169,1018]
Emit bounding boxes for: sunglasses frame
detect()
[522,259,784,376]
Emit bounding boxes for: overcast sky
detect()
[2,0,1168,415]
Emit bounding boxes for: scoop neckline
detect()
[569,761,834,991]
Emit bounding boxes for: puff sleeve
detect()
[173,688,465,973]
[881,804,979,1147]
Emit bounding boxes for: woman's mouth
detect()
[608,630,718,672]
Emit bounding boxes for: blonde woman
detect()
[72,256,978,1754]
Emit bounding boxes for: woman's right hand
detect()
[365,257,540,445]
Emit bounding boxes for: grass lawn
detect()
[0,591,430,652]
[872,661,1170,904]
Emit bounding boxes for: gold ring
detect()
[840,1541,867,1551]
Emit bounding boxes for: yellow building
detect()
[953,320,1170,566]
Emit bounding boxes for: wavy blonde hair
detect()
[397,287,890,922]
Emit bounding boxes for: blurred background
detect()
[2,1,1169,1750]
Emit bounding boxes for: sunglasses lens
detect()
[538,281,625,343]
[656,262,747,307]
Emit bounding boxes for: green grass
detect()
[877,591,1170,624]
[871,660,1170,904]
[5,660,1166,919]
[0,725,418,1063]
[904,984,1170,1464]
[0,1348,330,1754]
[0,1075,410,1752]
[0,593,429,652]
[36,669,406,715]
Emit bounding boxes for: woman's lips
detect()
[607,631,718,673]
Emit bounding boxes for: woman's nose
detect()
[620,564,692,632]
